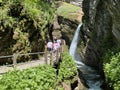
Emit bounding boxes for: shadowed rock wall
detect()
[80,0,120,75]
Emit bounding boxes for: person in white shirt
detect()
[57,39,62,45]
[47,40,53,51]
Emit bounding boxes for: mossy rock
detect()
[56,1,83,23]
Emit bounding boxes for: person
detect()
[53,40,60,52]
[47,40,53,52]
[57,38,62,45]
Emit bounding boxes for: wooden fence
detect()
[0,46,63,68]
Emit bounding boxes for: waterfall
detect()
[69,23,82,59]
[69,23,103,90]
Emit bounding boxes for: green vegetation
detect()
[103,48,120,90]
[0,0,55,64]
[0,51,77,90]
[0,65,56,90]
[0,0,79,89]
[58,52,77,85]
[56,2,81,22]
[0,0,55,54]
[58,52,77,81]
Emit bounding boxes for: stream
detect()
[69,23,103,90]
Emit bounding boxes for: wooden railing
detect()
[0,46,63,68]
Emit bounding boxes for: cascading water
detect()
[69,23,103,90]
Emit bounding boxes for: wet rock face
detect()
[105,0,120,44]
[58,16,78,46]
[81,0,120,72]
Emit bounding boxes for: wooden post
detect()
[50,52,53,65]
[45,47,48,64]
[56,49,59,63]
[12,54,18,68]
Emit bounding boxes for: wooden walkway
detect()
[0,58,46,74]
[0,39,67,74]
[0,48,62,74]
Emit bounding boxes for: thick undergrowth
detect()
[0,51,77,90]
[0,0,55,64]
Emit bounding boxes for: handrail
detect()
[0,51,47,67]
[0,39,65,59]
[0,46,62,67]
[0,52,45,59]
[0,55,13,59]
[0,40,65,74]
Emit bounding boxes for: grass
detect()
[56,2,83,22]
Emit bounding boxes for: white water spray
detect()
[69,23,82,59]
[69,23,103,90]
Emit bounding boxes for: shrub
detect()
[103,49,120,90]
[0,65,56,90]
[0,52,78,89]
[0,0,55,64]
[58,52,77,82]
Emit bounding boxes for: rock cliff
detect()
[80,0,120,75]
[55,1,83,46]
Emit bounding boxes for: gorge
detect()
[0,0,120,89]
[57,0,120,89]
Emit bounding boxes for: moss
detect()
[56,2,83,22]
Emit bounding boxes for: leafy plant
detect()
[0,51,78,89]
[103,48,120,90]
[0,65,57,90]
[58,52,77,82]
